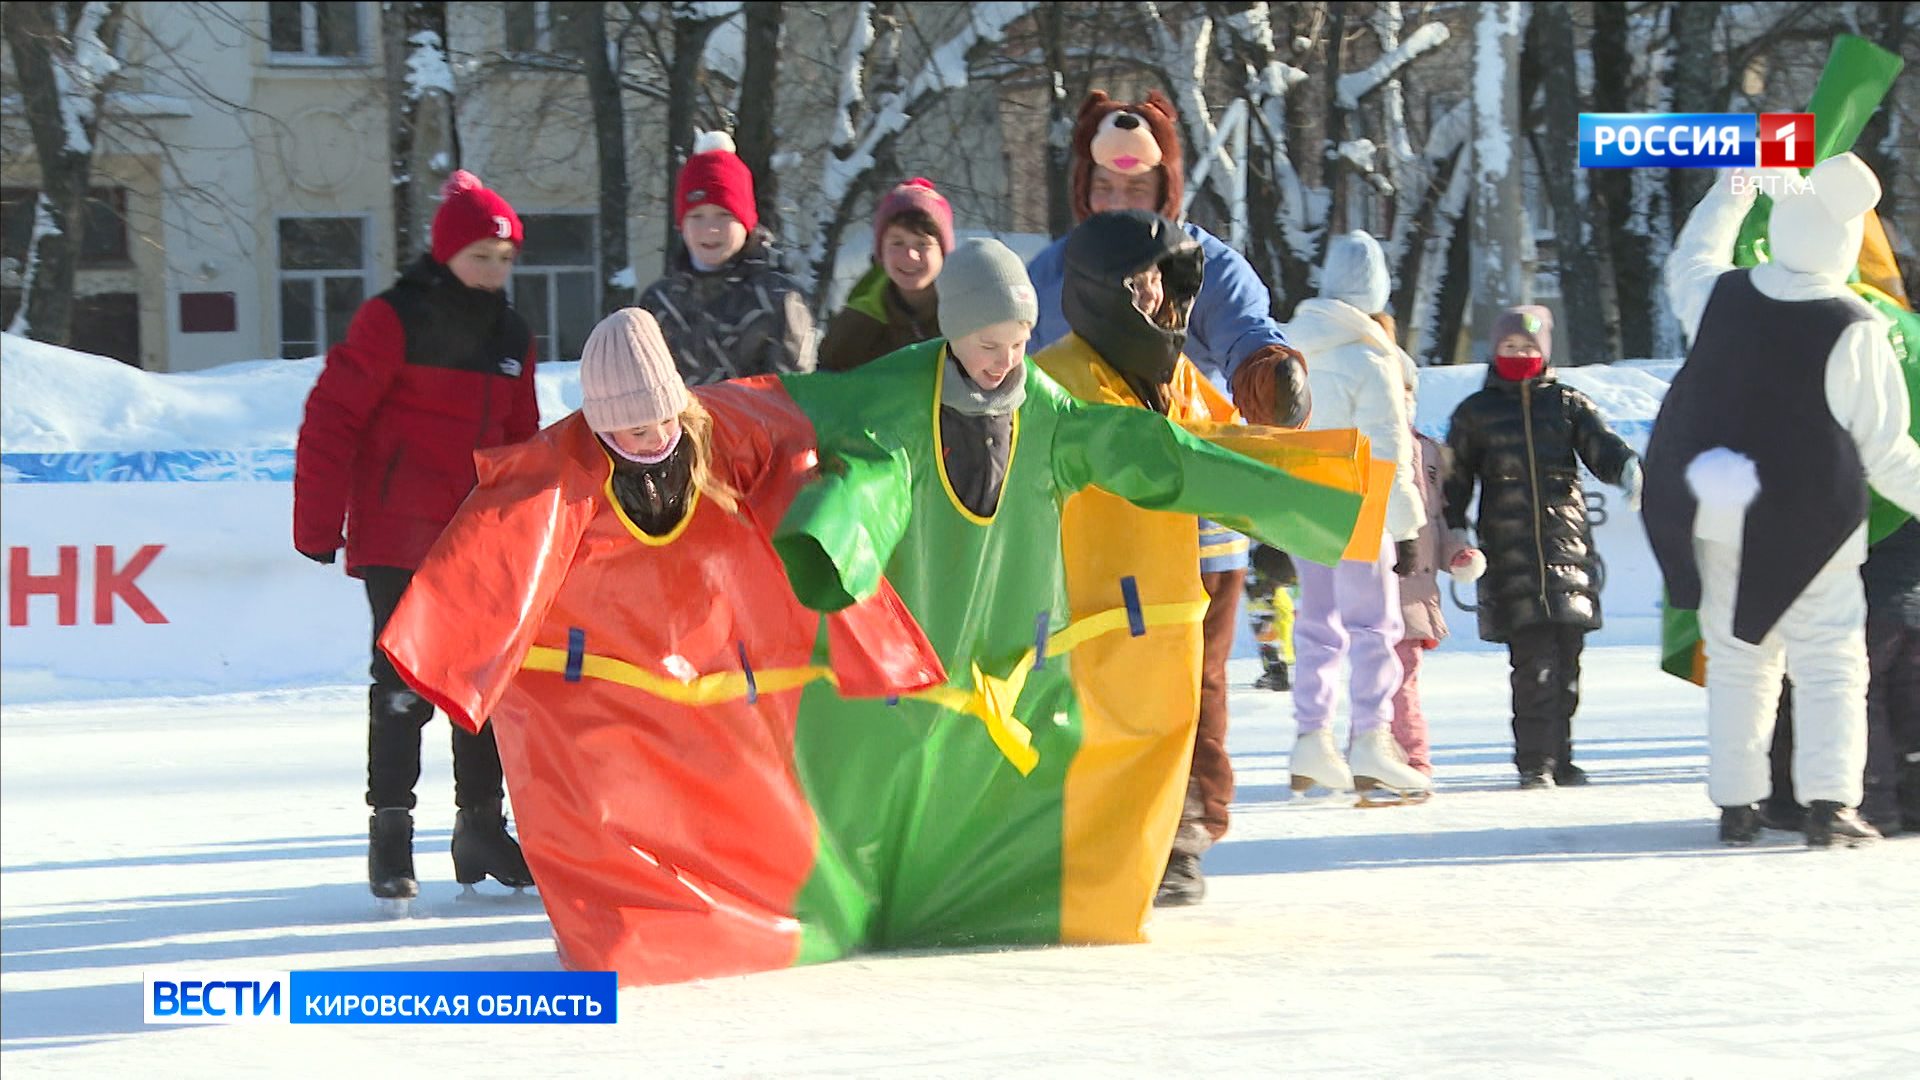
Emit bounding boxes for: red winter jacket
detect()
[294,256,539,574]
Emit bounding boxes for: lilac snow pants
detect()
[1293,536,1405,737]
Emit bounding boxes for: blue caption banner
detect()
[1579,113,1756,168]
[289,971,617,1024]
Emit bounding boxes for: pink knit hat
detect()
[872,178,955,258]
[580,309,691,432]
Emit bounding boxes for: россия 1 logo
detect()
[1579,113,1814,168]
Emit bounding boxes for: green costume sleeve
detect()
[774,431,914,612]
[1051,399,1361,568]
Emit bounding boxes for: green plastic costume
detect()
[771,340,1371,954]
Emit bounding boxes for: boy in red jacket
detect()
[294,171,539,902]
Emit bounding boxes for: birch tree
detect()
[382,2,458,265]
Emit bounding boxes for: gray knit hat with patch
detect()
[937,238,1038,342]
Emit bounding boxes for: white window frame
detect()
[275,214,372,359]
[509,211,599,363]
[266,1,371,66]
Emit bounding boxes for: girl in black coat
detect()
[1443,307,1641,788]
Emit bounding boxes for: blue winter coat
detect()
[1027,222,1288,384]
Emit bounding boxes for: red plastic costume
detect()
[380,381,945,983]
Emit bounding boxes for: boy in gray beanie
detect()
[935,238,1040,517]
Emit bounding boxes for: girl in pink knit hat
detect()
[377,307,946,983]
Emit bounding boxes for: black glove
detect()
[1393,539,1420,577]
[299,548,338,566]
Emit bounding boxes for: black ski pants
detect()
[363,566,504,812]
[1506,622,1585,774]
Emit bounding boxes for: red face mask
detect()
[1494,353,1545,381]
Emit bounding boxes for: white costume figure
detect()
[1647,154,1920,844]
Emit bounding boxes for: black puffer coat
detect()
[1443,369,1636,642]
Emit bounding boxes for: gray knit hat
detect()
[580,308,691,432]
[937,238,1038,342]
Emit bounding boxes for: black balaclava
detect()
[1061,210,1204,402]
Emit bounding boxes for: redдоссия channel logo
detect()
[1579,113,1814,168]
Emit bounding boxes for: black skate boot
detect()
[1718,805,1760,845]
[1552,762,1591,787]
[1518,766,1555,791]
[1254,660,1292,692]
[369,808,419,900]
[1755,799,1806,833]
[1805,800,1882,848]
[1154,853,1205,907]
[452,798,534,890]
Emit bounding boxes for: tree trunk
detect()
[1323,2,1352,236]
[1430,198,1473,365]
[383,2,455,268]
[663,11,726,275]
[1531,1,1606,364]
[1042,1,1075,238]
[568,1,630,314]
[1589,0,1653,360]
[1666,2,1720,241]
[736,1,783,237]
[1469,1,1525,363]
[4,1,127,346]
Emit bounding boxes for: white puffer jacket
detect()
[1285,297,1426,541]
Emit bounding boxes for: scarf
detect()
[941,353,1028,416]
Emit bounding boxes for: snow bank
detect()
[1,333,1676,700]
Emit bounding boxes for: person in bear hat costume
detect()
[295,170,539,903]
[1025,91,1312,900]
[1648,154,1920,847]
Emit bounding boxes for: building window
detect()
[511,213,597,362]
[503,2,578,56]
[278,216,368,358]
[268,1,363,61]
[1,187,133,271]
[72,292,143,368]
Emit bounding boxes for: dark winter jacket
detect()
[636,229,817,385]
[818,262,940,372]
[295,254,538,574]
[1443,368,1637,642]
[1864,518,1920,629]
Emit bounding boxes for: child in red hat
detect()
[295,169,539,907]
[637,131,816,383]
[818,177,955,372]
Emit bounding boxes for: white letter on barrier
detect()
[1645,125,1665,155]
[453,995,469,1016]
[586,998,602,1017]
[477,995,494,1016]
[1619,127,1641,156]
[514,994,531,1017]
[1720,127,1740,157]
[532,996,554,1017]
[1596,127,1616,156]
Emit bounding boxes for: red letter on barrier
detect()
[9,546,80,626]
[95,545,168,625]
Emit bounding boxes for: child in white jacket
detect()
[1282,231,1431,801]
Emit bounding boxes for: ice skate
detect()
[1804,801,1882,848]
[368,807,419,903]
[1289,728,1353,794]
[1718,805,1760,845]
[1253,658,1291,692]
[452,798,535,890]
[1349,727,1433,805]
[1153,853,1205,907]
[1552,762,1591,787]
[1517,767,1555,791]
[1755,799,1806,833]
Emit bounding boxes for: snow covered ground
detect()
[5,649,1916,1078]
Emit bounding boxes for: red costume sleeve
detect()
[378,432,597,732]
[293,299,405,555]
